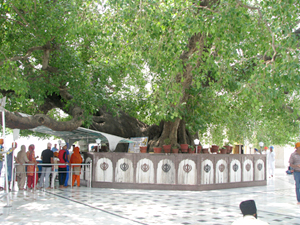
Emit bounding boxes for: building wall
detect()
[274,145,294,168]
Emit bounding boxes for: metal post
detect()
[4,152,10,207]
[2,105,11,207]
[34,166,37,191]
[89,162,92,188]
[11,148,15,191]
[70,164,73,189]
[12,165,16,191]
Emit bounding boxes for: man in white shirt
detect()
[232,200,269,225]
[267,146,275,178]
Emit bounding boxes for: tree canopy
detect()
[1,0,300,148]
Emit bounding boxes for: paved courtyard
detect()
[0,168,299,225]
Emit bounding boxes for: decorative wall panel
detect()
[243,159,253,182]
[115,158,134,183]
[136,158,154,184]
[230,159,241,183]
[178,159,197,185]
[216,159,228,184]
[157,159,175,184]
[201,159,214,184]
[95,157,113,182]
[255,159,265,181]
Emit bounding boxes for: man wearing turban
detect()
[232,200,269,224]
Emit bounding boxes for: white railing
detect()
[12,162,92,191]
[0,161,92,207]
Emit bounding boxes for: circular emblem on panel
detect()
[232,163,239,172]
[120,162,129,171]
[257,163,263,171]
[141,163,150,172]
[162,163,171,173]
[219,164,225,172]
[183,164,192,173]
[204,164,211,173]
[245,163,251,171]
[100,162,109,171]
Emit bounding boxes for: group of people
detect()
[0,141,83,191]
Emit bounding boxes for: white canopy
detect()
[29,126,134,151]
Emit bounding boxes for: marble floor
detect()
[0,168,299,225]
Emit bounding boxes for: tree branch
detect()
[0,15,27,27]
[236,0,277,65]
[0,46,44,66]
[1,109,83,131]
[192,4,218,13]
[11,5,30,27]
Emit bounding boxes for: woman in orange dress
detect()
[70,147,82,187]
[26,144,38,189]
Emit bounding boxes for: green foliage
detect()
[164,138,171,145]
[1,0,300,145]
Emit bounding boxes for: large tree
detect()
[1,0,300,150]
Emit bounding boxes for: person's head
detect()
[73,146,80,154]
[20,145,26,152]
[61,143,67,149]
[270,146,274,152]
[53,152,59,158]
[295,142,300,152]
[47,142,52,149]
[254,148,258,152]
[12,142,17,149]
[29,144,35,151]
[239,200,257,218]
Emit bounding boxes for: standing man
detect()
[289,142,300,204]
[268,146,275,178]
[51,144,58,153]
[262,146,268,154]
[40,143,54,189]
